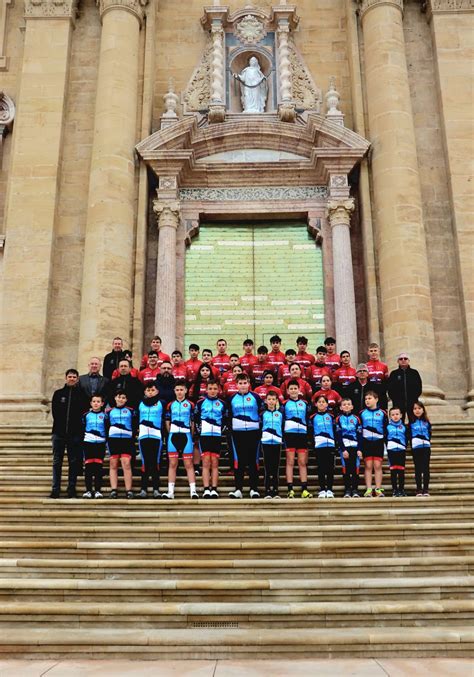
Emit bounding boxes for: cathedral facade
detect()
[0,0,472,421]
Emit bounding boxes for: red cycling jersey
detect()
[221,369,237,386]
[212,354,231,376]
[172,364,188,382]
[367,359,389,383]
[140,351,171,370]
[240,354,258,374]
[281,377,312,402]
[251,359,271,385]
[254,384,284,403]
[305,364,331,388]
[200,362,221,380]
[138,366,159,385]
[223,381,240,398]
[112,367,139,380]
[295,351,315,370]
[184,358,202,382]
[312,388,342,412]
[267,350,286,371]
[277,362,294,384]
[325,353,341,372]
[333,366,357,388]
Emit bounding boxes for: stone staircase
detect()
[0,423,473,658]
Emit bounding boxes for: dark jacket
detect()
[388,366,422,412]
[154,374,176,406]
[108,374,143,409]
[79,373,109,399]
[103,350,125,381]
[346,380,386,414]
[51,384,89,437]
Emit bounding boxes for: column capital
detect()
[153,200,180,228]
[96,0,148,25]
[359,0,403,20]
[24,0,79,22]
[327,198,355,227]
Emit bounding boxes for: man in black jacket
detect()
[108,359,143,409]
[388,353,422,419]
[154,361,176,406]
[103,337,125,380]
[346,364,386,414]
[50,369,89,498]
[79,357,109,399]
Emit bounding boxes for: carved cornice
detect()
[96,0,148,25]
[424,0,474,15]
[327,198,355,228]
[359,0,403,19]
[24,0,79,21]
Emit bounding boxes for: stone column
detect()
[275,17,296,122]
[0,0,77,422]
[77,0,147,369]
[359,0,443,402]
[153,199,180,354]
[327,196,358,361]
[208,21,225,123]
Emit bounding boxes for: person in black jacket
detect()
[103,337,125,381]
[346,364,386,414]
[154,361,177,406]
[50,369,89,499]
[387,353,422,420]
[79,357,109,399]
[108,359,143,409]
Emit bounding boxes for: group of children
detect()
[80,369,432,500]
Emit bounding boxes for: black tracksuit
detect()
[388,367,422,418]
[51,384,89,493]
[346,380,386,415]
[103,350,125,381]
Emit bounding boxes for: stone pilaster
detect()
[359,0,444,404]
[0,0,77,422]
[153,199,180,354]
[272,5,298,122]
[77,0,148,369]
[424,0,474,413]
[201,6,228,123]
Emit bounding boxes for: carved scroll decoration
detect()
[182,40,213,113]
[288,40,321,112]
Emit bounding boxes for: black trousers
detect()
[317,447,335,492]
[412,448,431,492]
[340,448,359,492]
[262,443,281,494]
[231,431,260,492]
[84,442,106,493]
[139,438,162,491]
[52,434,82,492]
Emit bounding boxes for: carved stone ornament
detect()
[326,198,355,228]
[24,0,79,19]
[359,0,403,19]
[96,0,149,24]
[0,91,15,130]
[234,14,267,45]
[179,186,329,202]
[426,0,474,10]
[153,200,180,229]
[288,40,321,112]
[182,40,212,113]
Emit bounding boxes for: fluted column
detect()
[77,0,147,369]
[327,198,358,361]
[359,0,443,402]
[153,200,180,354]
[0,0,77,422]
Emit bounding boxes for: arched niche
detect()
[227,47,277,114]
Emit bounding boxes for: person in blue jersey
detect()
[409,401,432,497]
[386,406,408,497]
[227,373,263,499]
[335,398,362,499]
[136,383,164,499]
[106,390,137,499]
[311,395,337,499]
[81,394,107,499]
[194,380,227,499]
[282,379,312,499]
[360,391,388,498]
[261,391,284,499]
[163,383,198,499]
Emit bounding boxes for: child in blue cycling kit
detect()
[163,383,198,499]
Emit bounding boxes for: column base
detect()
[278,101,296,122]
[463,390,474,417]
[208,104,226,123]
[0,396,50,425]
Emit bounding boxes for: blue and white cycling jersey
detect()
[282,399,309,434]
[229,392,262,432]
[410,419,431,449]
[138,399,164,440]
[166,399,193,434]
[83,410,106,444]
[261,409,284,445]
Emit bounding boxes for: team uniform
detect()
[111,366,139,380]
[171,364,188,383]
[138,366,160,386]
[223,380,240,398]
[138,395,164,495]
[333,366,357,397]
[367,359,389,409]
[281,377,312,402]
[312,388,342,413]
[240,354,258,375]
[106,405,136,459]
[386,419,408,496]
[261,407,284,497]
[324,353,341,373]
[359,407,388,461]
[305,363,331,390]
[185,358,202,383]
[166,399,194,458]
[252,359,271,386]
[194,395,227,459]
[410,418,432,495]
[335,412,362,497]
[282,398,310,454]
[295,351,315,371]
[212,354,232,378]
[312,411,337,496]
[82,409,107,496]
[277,362,294,384]
[228,391,263,494]
[254,384,284,403]
[267,350,286,374]
[140,350,171,370]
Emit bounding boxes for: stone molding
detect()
[179,186,329,202]
[326,198,355,228]
[359,0,403,19]
[153,200,180,229]
[0,0,12,70]
[96,0,148,25]
[0,91,15,131]
[24,0,79,20]
[423,0,474,13]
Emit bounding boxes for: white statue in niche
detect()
[233,56,268,113]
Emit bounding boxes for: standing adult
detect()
[154,361,176,406]
[108,359,143,409]
[388,353,423,419]
[347,364,384,414]
[79,357,109,399]
[103,337,125,381]
[140,335,171,370]
[50,369,88,499]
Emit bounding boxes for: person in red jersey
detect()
[212,338,231,377]
[281,363,312,402]
[366,342,389,384]
[312,374,342,414]
[111,350,139,380]
[324,337,341,372]
[171,350,188,383]
[220,354,241,387]
[201,349,220,380]
[306,346,331,390]
[190,363,220,402]
[240,338,258,374]
[267,335,286,373]
[295,336,315,371]
[138,351,161,386]
[252,345,271,386]
[140,336,171,370]
[333,350,357,397]
[255,370,284,403]
[277,349,297,384]
[223,364,245,398]
[185,343,202,383]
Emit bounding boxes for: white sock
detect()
[168,482,175,496]
[189,482,196,495]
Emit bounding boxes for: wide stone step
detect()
[0,626,472,659]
